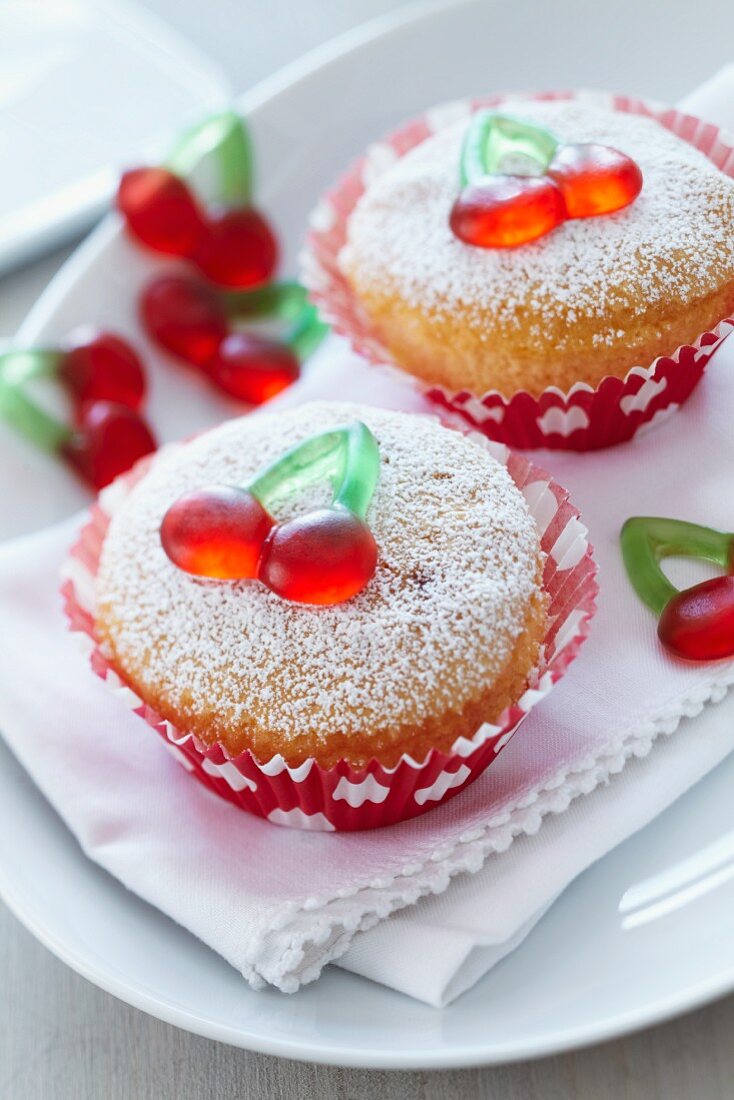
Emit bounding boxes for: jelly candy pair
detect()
[622,517,734,661]
[118,112,277,289]
[141,276,327,405]
[450,111,643,248]
[161,421,380,605]
[0,330,156,489]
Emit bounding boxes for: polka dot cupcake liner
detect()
[301,90,734,452]
[61,431,597,832]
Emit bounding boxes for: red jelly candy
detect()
[140,275,228,368]
[161,486,274,579]
[548,143,643,218]
[117,167,204,256]
[63,401,156,490]
[60,328,146,411]
[207,332,300,404]
[658,575,734,660]
[449,176,567,249]
[258,507,378,605]
[191,206,278,288]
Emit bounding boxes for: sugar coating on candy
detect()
[340,101,734,349]
[95,403,542,744]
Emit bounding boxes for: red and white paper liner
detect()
[301,90,734,451]
[61,435,597,832]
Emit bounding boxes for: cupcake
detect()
[304,93,734,450]
[64,402,597,830]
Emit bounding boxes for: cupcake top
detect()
[340,99,734,351]
[95,402,545,765]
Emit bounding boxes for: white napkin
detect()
[2,328,734,1005]
[2,74,734,1007]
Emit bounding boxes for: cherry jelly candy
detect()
[160,423,381,604]
[140,275,228,368]
[449,176,566,249]
[258,506,378,606]
[207,332,300,404]
[60,328,146,411]
[117,167,204,256]
[658,575,734,661]
[63,401,156,490]
[161,486,274,579]
[191,206,278,288]
[548,143,643,218]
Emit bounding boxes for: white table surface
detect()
[2,2,734,1096]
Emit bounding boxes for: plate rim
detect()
[2,780,734,1070]
[0,0,230,276]
[16,0,459,343]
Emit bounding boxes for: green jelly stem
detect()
[167,109,253,206]
[460,111,559,187]
[224,281,309,321]
[621,517,734,616]
[0,348,62,385]
[335,421,380,518]
[225,282,329,361]
[248,421,380,521]
[285,303,330,361]
[0,373,71,453]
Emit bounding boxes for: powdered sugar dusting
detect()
[95,404,542,744]
[340,101,734,347]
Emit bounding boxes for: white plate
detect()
[3,732,734,1069]
[0,0,228,275]
[2,0,734,1069]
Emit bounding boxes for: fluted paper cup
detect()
[301,90,734,451]
[62,429,597,831]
